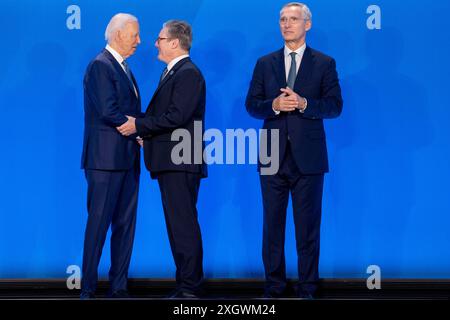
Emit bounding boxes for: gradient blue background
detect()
[0,0,449,279]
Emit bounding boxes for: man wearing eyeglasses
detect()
[246,2,343,299]
[117,20,207,298]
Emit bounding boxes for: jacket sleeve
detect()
[302,58,343,119]
[84,61,128,127]
[245,59,279,120]
[135,69,204,136]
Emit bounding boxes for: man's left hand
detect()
[117,116,137,136]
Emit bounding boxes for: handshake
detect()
[116,116,143,147]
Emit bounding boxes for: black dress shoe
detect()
[80,291,95,300]
[110,289,131,298]
[168,290,199,299]
[297,291,315,300]
[263,290,285,299]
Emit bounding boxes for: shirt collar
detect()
[284,43,306,57]
[167,54,190,72]
[105,44,125,65]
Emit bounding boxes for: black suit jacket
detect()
[246,46,343,174]
[135,57,207,178]
[81,49,141,170]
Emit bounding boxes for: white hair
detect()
[280,2,312,21]
[104,13,138,43]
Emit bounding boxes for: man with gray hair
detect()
[246,3,343,299]
[118,20,207,298]
[80,13,141,299]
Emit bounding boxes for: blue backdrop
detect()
[1,0,449,279]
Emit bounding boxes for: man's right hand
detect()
[272,89,298,112]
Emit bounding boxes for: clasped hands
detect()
[117,116,143,146]
[272,87,307,112]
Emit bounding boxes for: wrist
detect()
[272,98,278,111]
[272,98,280,114]
[299,97,307,113]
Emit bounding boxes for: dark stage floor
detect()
[1,279,449,300]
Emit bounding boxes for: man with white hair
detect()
[80,13,141,299]
[246,3,343,299]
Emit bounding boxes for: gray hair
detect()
[105,13,138,43]
[280,2,312,21]
[163,20,193,52]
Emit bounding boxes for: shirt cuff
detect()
[272,100,280,115]
[299,97,307,113]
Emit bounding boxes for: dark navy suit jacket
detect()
[81,49,141,170]
[246,46,343,174]
[135,57,207,178]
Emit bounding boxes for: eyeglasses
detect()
[156,36,172,43]
[279,17,309,25]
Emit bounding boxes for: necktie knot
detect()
[160,67,169,83]
[122,60,132,80]
[162,67,169,78]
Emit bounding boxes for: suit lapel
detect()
[130,71,140,99]
[271,48,287,89]
[294,46,313,90]
[103,49,138,100]
[148,57,191,106]
[130,71,141,112]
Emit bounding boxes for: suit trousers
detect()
[260,141,324,295]
[156,171,204,294]
[81,167,139,293]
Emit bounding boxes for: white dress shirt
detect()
[106,44,125,71]
[167,54,190,73]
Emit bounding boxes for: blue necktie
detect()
[287,52,297,89]
[122,60,134,84]
[159,67,168,83]
[122,60,137,96]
